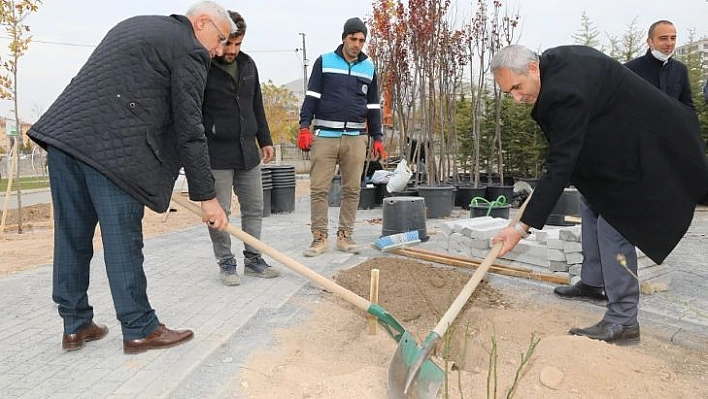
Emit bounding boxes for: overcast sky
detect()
[0,0,706,121]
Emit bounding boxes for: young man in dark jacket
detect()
[624,20,694,109]
[490,44,708,345]
[297,17,386,257]
[202,11,279,285]
[553,20,697,338]
[27,1,234,354]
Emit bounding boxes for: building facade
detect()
[1,117,33,153]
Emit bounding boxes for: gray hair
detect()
[490,45,539,75]
[186,1,237,34]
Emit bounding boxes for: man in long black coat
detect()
[490,45,708,344]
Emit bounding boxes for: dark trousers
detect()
[580,200,639,325]
[48,147,159,339]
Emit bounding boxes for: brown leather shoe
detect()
[62,322,109,351]
[123,323,194,355]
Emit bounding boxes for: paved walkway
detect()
[1,191,706,398]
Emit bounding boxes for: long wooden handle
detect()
[393,247,569,285]
[431,192,533,337]
[170,194,371,311]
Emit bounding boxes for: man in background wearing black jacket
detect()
[202,11,280,286]
[624,20,693,109]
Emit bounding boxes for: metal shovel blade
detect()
[388,331,444,399]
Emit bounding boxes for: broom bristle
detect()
[373,230,421,252]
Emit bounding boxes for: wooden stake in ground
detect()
[0,141,19,237]
[368,268,380,335]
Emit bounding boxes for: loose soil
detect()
[2,182,707,398]
[238,258,708,398]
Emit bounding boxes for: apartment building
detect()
[1,117,33,153]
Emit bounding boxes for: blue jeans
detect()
[209,165,264,262]
[48,147,159,339]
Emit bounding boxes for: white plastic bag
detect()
[371,170,392,184]
[386,159,413,193]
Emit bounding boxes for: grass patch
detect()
[0,176,50,192]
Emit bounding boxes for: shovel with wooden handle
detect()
[390,192,533,399]
[171,194,432,347]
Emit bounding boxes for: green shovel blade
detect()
[388,331,444,399]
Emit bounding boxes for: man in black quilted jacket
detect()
[27,1,234,355]
[202,11,280,286]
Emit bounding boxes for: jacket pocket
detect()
[241,74,256,96]
[116,94,151,122]
[203,114,217,138]
[145,129,165,164]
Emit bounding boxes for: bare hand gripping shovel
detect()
[390,193,533,399]
[171,194,442,360]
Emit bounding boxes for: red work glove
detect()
[297,127,313,151]
[372,140,387,159]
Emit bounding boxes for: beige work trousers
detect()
[309,134,368,234]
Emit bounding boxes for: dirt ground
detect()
[239,258,708,399]
[2,183,707,398]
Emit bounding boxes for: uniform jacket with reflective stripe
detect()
[299,45,382,141]
[27,14,215,213]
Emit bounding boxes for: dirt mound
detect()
[240,257,708,398]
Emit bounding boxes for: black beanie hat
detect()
[342,17,367,40]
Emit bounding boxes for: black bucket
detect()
[416,185,454,219]
[469,196,510,219]
[358,185,376,210]
[382,196,428,241]
[547,187,581,226]
[390,188,418,197]
[456,186,487,210]
[485,185,514,204]
[271,186,295,213]
[269,164,296,214]
[373,183,390,205]
[470,204,510,218]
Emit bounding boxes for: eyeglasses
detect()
[208,19,228,45]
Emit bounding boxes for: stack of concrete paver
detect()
[442,216,658,283]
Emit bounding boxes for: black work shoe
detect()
[554,281,608,303]
[569,320,640,345]
[244,256,280,278]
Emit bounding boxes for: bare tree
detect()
[467,0,490,188]
[0,0,42,234]
[606,16,644,62]
[487,2,520,186]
